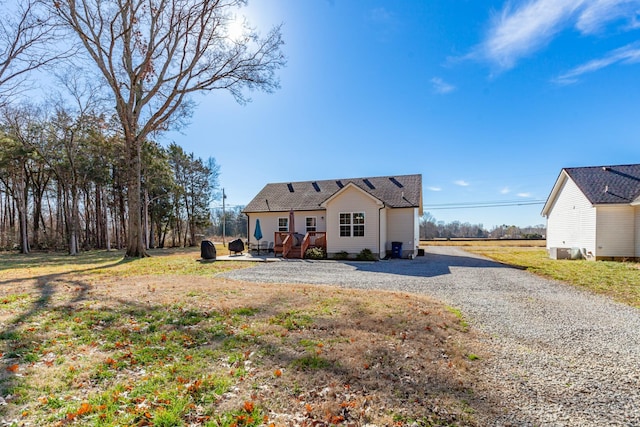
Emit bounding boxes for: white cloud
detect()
[576,0,640,34]
[554,42,640,84]
[427,186,442,191]
[500,187,511,194]
[517,192,533,198]
[454,180,470,187]
[477,0,582,70]
[431,77,456,94]
[475,0,640,71]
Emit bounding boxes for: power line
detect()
[424,200,546,210]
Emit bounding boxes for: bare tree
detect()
[0,0,64,104]
[53,0,285,257]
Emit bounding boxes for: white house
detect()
[243,174,423,259]
[541,164,640,260]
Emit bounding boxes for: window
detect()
[339,213,351,237]
[353,212,365,237]
[339,212,364,237]
[306,217,317,232]
[278,217,289,232]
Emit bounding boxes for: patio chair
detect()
[259,241,269,252]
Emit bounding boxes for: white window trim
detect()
[339,212,365,237]
[278,217,289,232]
[306,216,317,232]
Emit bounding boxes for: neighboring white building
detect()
[243,174,423,259]
[541,164,640,260]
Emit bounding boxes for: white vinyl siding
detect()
[386,207,419,257]
[378,208,387,259]
[325,186,381,255]
[546,177,596,256]
[248,210,326,245]
[595,205,635,258]
[636,206,640,257]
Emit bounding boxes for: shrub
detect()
[333,251,349,260]
[356,248,375,261]
[305,247,326,260]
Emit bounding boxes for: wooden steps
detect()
[286,246,303,259]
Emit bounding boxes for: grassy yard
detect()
[0,247,483,426]
[429,242,640,308]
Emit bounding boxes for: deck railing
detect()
[274,231,326,258]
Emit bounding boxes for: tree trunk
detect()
[17,170,29,254]
[66,185,78,256]
[32,188,42,249]
[148,201,155,249]
[143,188,149,250]
[56,183,64,250]
[125,137,147,257]
[95,185,103,248]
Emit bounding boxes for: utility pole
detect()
[222,188,227,246]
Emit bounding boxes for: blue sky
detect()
[165,0,640,228]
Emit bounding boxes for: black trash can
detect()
[391,241,402,258]
[200,240,216,260]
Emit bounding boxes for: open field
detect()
[422,241,640,308]
[421,239,546,247]
[0,248,482,426]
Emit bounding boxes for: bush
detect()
[305,247,326,260]
[356,248,375,261]
[333,251,349,260]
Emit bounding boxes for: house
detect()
[243,174,423,259]
[541,164,640,260]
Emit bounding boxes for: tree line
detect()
[419,212,546,240]
[0,102,220,253]
[209,206,248,242]
[0,0,285,256]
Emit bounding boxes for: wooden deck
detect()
[274,231,327,259]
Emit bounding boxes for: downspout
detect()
[246,214,250,246]
[379,204,385,259]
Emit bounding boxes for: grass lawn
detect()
[432,242,640,308]
[0,247,483,426]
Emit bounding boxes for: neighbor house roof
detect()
[542,164,640,216]
[243,174,422,213]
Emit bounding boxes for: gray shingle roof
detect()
[243,174,422,213]
[564,164,640,204]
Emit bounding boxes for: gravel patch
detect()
[219,246,640,426]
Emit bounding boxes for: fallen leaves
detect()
[0,268,481,427]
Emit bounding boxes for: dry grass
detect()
[422,239,545,248]
[0,248,488,426]
[429,242,640,308]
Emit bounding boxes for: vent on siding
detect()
[312,182,321,192]
[336,180,344,188]
[389,177,403,188]
[287,183,294,192]
[363,178,375,190]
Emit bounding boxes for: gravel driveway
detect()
[219,246,640,426]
